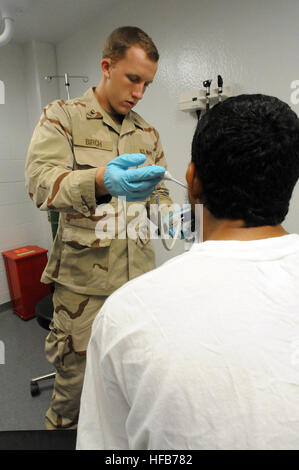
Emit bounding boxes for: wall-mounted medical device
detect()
[179,75,232,112]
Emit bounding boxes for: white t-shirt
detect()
[76,234,299,450]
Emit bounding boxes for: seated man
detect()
[76,94,299,450]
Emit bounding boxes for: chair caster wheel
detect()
[30,381,40,397]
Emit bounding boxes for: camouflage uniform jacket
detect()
[25,87,172,296]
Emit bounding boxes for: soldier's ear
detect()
[101,58,112,79]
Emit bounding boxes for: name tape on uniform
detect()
[73,137,113,151]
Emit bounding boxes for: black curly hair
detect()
[191,94,299,227]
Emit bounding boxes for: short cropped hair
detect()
[191,94,299,227]
[102,26,159,64]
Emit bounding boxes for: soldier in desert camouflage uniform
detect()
[25,26,172,429]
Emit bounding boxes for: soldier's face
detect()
[103,46,158,115]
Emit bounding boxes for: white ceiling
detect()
[0,0,116,45]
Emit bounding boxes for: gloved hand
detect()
[104,154,165,201]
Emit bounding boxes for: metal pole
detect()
[64,73,70,99]
[44,74,89,100]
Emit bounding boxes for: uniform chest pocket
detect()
[73,136,114,169]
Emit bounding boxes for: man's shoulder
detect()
[93,250,196,338]
[46,96,87,114]
[43,88,93,119]
[104,250,192,310]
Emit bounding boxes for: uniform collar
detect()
[83,87,144,135]
[83,87,105,119]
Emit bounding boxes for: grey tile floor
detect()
[0,306,54,431]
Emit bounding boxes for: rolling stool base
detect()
[30,372,56,396]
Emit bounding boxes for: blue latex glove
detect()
[104,154,165,201]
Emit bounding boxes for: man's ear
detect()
[186,162,203,202]
[101,58,112,79]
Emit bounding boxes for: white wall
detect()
[55,0,299,265]
[0,40,58,305]
[24,41,59,134]
[0,43,35,304]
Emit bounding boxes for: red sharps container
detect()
[2,246,51,320]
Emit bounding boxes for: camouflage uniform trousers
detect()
[44,283,107,430]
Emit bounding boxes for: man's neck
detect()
[94,83,109,113]
[203,209,289,241]
[93,85,124,125]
